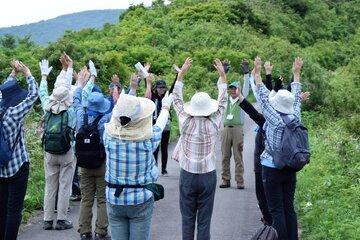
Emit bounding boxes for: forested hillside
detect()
[0,1,359,239]
[0,9,124,45]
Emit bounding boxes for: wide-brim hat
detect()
[46,86,73,114]
[184,92,219,117]
[105,94,155,141]
[88,92,111,114]
[0,80,28,109]
[269,89,295,115]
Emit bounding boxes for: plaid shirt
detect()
[257,82,301,168]
[104,126,161,205]
[0,76,38,177]
[172,81,227,174]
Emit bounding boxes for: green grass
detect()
[296,112,360,239]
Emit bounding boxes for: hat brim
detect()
[112,96,155,120]
[183,99,219,117]
[269,97,295,115]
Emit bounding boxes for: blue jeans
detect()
[0,162,29,240]
[262,166,298,240]
[107,197,154,240]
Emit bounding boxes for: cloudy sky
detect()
[0,0,155,28]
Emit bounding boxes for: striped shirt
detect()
[104,126,161,205]
[0,76,38,177]
[257,82,301,168]
[172,81,227,174]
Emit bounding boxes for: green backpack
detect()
[42,110,74,155]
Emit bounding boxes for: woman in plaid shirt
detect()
[172,58,228,240]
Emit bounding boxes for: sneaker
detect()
[94,233,111,240]
[219,180,230,188]
[237,183,245,189]
[43,220,53,230]
[80,233,92,240]
[55,220,73,230]
[161,170,169,177]
[70,194,82,201]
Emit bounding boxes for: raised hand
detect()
[16,61,31,77]
[39,59,53,77]
[214,59,225,76]
[63,52,73,68]
[300,91,310,102]
[59,54,68,70]
[241,59,250,74]
[77,66,90,87]
[254,56,262,85]
[222,59,231,74]
[73,71,78,81]
[130,74,140,91]
[292,57,303,82]
[178,57,192,80]
[144,62,151,72]
[264,61,273,75]
[112,74,120,84]
[88,60,97,77]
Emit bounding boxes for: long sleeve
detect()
[242,73,250,98]
[257,83,283,127]
[82,79,95,108]
[210,81,227,128]
[154,109,170,131]
[39,80,50,112]
[73,87,85,131]
[4,75,16,84]
[291,82,302,120]
[172,81,190,127]
[249,75,259,102]
[9,76,38,122]
[239,99,265,128]
[65,67,73,86]
[265,74,273,91]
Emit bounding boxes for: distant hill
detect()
[0,9,124,45]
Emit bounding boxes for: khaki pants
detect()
[221,125,244,185]
[44,149,76,221]
[78,163,108,235]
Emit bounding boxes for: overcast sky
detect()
[0,0,155,28]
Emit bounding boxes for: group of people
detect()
[0,53,307,240]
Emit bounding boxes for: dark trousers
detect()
[255,172,272,225]
[262,166,298,240]
[179,169,216,240]
[72,165,81,196]
[0,162,29,240]
[153,130,170,173]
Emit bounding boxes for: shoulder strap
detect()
[89,114,104,130]
[83,107,89,126]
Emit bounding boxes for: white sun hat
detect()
[269,89,295,115]
[105,94,156,141]
[184,92,219,117]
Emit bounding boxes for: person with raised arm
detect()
[254,56,303,240]
[0,60,38,239]
[172,57,228,240]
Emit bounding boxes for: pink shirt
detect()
[172,81,227,174]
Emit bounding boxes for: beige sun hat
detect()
[184,92,219,117]
[269,89,295,115]
[105,94,156,141]
[45,86,73,114]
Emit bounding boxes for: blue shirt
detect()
[104,126,162,205]
[257,82,301,168]
[0,76,38,177]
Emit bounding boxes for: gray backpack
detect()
[271,115,310,171]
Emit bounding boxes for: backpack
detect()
[42,110,74,155]
[271,115,310,171]
[251,225,278,240]
[75,111,105,169]
[0,108,21,167]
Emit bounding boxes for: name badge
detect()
[226,114,234,120]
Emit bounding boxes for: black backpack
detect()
[251,225,278,240]
[42,110,74,155]
[75,111,105,169]
[0,108,21,167]
[270,115,310,171]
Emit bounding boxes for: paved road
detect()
[19,113,261,240]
